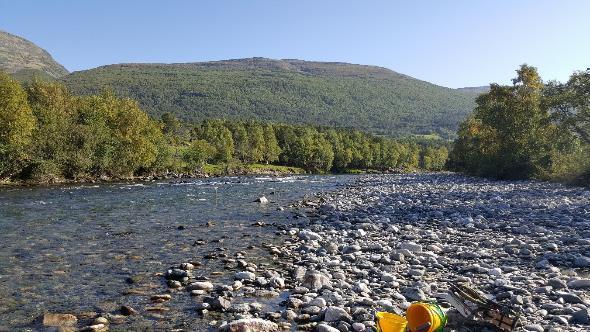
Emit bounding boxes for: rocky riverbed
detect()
[162,173,590,331]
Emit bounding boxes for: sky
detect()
[1,0,589,88]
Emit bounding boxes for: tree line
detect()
[169,118,448,174]
[0,72,448,182]
[448,65,590,185]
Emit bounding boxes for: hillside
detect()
[456,86,490,94]
[63,58,480,138]
[0,31,68,78]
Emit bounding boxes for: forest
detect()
[0,72,448,183]
[448,65,590,185]
[61,58,479,139]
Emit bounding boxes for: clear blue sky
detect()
[1,0,588,88]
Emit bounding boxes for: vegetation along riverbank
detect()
[0,71,448,185]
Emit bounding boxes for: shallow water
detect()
[0,175,352,330]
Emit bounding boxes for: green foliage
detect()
[0,74,165,181]
[161,112,180,135]
[0,70,450,182]
[0,72,36,178]
[450,65,590,185]
[195,120,234,162]
[185,119,447,173]
[183,139,216,170]
[62,58,479,138]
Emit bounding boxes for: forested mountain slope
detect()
[63,58,480,138]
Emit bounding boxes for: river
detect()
[0,175,353,330]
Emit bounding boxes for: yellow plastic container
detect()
[375,311,408,332]
[406,302,447,332]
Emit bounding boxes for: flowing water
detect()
[0,175,352,331]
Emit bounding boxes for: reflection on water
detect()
[0,175,351,330]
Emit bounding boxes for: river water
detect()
[0,175,353,331]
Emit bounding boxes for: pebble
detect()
[164,173,590,331]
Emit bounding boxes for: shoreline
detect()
[159,173,590,331]
[0,165,413,189]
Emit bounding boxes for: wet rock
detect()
[165,268,189,280]
[94,317,109,325]
[255,196,269,204]
[205,296,231,311]
[187,281,214,291]
[79,324,108,332]
[120,305,138,316]
[42,313,78,327]
[150,294,172,303]
[235,271,256,281]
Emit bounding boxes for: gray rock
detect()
[400,242,422,253]
[187,281,213,291]
[324,306,351,322]
[570,308,590,324]
[316,323,340,332]
[299,230,323,241]
[221,318,278,331]
[568,279,590,289]
[269,276,285,288]
[303,271,331,291]
[235,271,256,281]
[523,324,544,332]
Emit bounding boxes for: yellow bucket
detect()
[375,312,408,332]
[406,302,447,332]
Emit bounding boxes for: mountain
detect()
[0,30,68,79]
[63,58,480,138]
[456,86,489,94]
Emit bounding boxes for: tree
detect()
[183,139,216,170]
[197,120,234,162]
[26,79,74,180]
[228,121,249,162]
[246,122,265,163]
[161,112,180,135]
[545,70,590,144]
[449,65,557,179]
[262,124,281,164]
[0,72,36,178]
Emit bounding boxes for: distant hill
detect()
[0,30,68,78]
[456,86,489,94]
[63,58,480,138]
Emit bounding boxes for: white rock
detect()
[298,230,323,241]
[234,271,256,281]
[400,242,422,253]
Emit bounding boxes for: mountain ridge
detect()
[0,30,69,78]
[63,57,482,138]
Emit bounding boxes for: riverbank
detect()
[0,163,308,187]
[159,173,590,331]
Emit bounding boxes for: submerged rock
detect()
[42,313,78,327]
